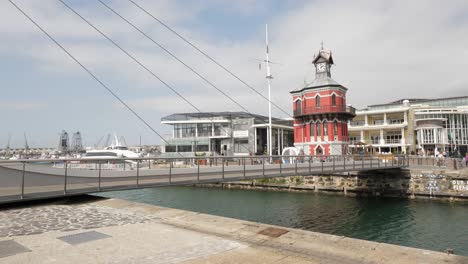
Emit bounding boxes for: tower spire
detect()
[320,40,324,50]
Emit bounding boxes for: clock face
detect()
[316,63,327,73]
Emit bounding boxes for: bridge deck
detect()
[0,155,407,204]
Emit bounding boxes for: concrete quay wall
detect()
[202,168,468,201]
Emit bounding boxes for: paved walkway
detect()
[0,196,466,264]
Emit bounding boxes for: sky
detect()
[1,0,468,148]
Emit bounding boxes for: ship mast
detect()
[265,24,273,160]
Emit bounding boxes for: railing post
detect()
[136,160,140,187]
[332,156,335,171]
[21,162,26,199]
[169,160,172,184]
[353,157,355,169]
[370,158,373,168]
[262,158,265,177]
[148,160,151,169]
[279,157,282,175]
[197,159,200,183]
[308,156,311,174]
[362,157,364,169]
[295,158,298,175]
[321,159,324,173]
[343,156,346,170]
[378,156,380,168]
[97,161,102,191]
[222,157,225,181]
[243,158,246,178]
[63,161,68,195]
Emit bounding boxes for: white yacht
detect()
[83,135,139,160]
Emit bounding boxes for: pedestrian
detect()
[465,153,468,166]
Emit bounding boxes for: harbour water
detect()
[99,187,468,256]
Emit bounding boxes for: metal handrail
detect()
[0,154,404,164]
[0,154,408,204]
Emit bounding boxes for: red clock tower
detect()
[291,46,355,155]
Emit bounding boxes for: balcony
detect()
[385,139,402,144]
[294,105,356,117]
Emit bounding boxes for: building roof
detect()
[161,111,290,124]
[290,76,346,94]
[367,96,468,109]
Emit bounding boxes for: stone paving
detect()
[0,202,159,237]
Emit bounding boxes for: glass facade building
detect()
[161,112,294,157]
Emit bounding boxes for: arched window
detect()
[323,120,328,140]
[310,122,315,139]
[315,95,321,108]
[332,94,336,106]
[295,99,302,114]
[317,122,322,138]
[334,121,338,136]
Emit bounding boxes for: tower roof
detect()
[312,49,334,65]
[291,47,344,94]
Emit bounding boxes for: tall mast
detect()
[6,134,11,156]
[265,24,273,159]
[24,132,29,151]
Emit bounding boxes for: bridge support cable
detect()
[97,0,252,115]
[7,0,179,157]
[97,0,284,152]
[127,0,292,118]
[56,0,260,156]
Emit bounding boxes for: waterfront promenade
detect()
[0,196,466,263]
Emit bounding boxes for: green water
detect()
[99,187,468,256]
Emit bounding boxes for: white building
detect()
[349,96,468,156]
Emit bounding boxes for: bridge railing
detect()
[407,156,466,170]
[0,154,408,204]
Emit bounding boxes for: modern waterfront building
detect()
[291,47,355,155]
[160,112,294,157]
[348,96,468,156]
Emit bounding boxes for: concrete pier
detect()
[0,196,466,264]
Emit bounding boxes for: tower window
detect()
[323,121,328,139]
[334,121,338,136]
[317,122,322,137]
[310,122,315,139]
[295,100,302,114]
[316,95,321,108]
[332,94,336,106]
